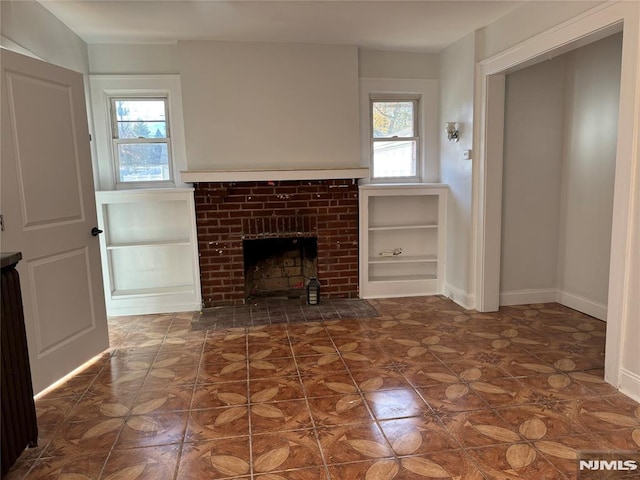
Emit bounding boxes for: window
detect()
[371,96,419,179]
[110,97,172,185]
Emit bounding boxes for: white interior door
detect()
[1,49,109,394]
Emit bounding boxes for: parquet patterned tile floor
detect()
[7,296,640,479]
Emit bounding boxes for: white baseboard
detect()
[618,368,640,404]
[443,283,475,310]
[499,288,607,321]
[107,301,201,317]
[499,288,557,306]
[556,290,607,321]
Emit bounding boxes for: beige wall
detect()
[439,33,475,304]
[89,43,178,74]
[500,57,566,294]
[177,41,360,171]
[358,49,439,79]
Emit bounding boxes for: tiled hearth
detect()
[8,297,640,479]
[194,180,359,307]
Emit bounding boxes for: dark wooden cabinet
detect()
[1,252,38,477]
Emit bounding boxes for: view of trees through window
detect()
[112,98,171,183]
[371,100,418,178]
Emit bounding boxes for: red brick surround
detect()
[194,179,359,306]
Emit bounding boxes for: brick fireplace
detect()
[194,179,359,306]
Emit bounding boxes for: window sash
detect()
[109,96,174,185]
[370,98,420,179]
[110,97,171,140]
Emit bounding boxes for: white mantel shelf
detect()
[180,167,370,183]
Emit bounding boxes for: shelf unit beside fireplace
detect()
[359,183,447,298]
[95,188,201,315]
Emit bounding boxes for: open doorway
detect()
[499,33,622,322]
[473,3,640,397]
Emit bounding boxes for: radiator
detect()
[1,255,38,477]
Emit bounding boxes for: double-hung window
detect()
[370,95,420,180]
[110,97,172,185]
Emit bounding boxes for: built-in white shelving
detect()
[95,188,202,315]
[359,183,447,298]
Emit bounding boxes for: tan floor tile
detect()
[115,412,188,448]
[101,444,180,480]
[177,438,251,479]
[379,416,460,455]
[466,443,568,479]
[248,357,298,379]
[300,372,358,398]
[43,417,123,456]
[307,394,373,427]
[16,453,109,480]
[186,406,250,441]
[250,399,314,433]
[250,376,306,402]
[365,388,432,420]
[191,382,248,409]
[251,430,324,473]
[397,451,487,479]
[438,409,522,449]
[318,422,393,465]
[417,383,488,413]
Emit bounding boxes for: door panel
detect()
[1,49,109,394]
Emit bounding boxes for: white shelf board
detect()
[369,274,437,283]
[369,224,438,231]
[106,240,191,250]
[369,255,437,265]
[111,285,194,298]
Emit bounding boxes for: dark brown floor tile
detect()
[401,362,460,387]
[251,430,324,473]
[466,443,568,479]
[533,435,604,479]
[496,404,588,439]
[350,368,413,392]
[327,459,401,479]
[591,428,640,450]
[469,377,529,407]
[115,411,188,448]
[295,353,347,374]
[250,376,306,402]
[417,383,488,413]
[365,388,432,420]
[153,349,202,367]
[65,389,137,423]
[300,372,358,398]
[307,394,373,428]
[577,399,640,432]
[247,342,293,361]
[379,416,460,455]
[397,451,487,479]
[101,444,180,479]
[186,406,250,441]
[133,384,195,413]
[191,382,248,409]
[249,357,298,378]
[254,466,330,479]
[318,422,393,465]
[43,417,123,456]
[439,409,522,449]
[17,453,109,480]
[197,361,248,384]
[35,397,77,425]
[250,399,313,433]
[177,438,251,479]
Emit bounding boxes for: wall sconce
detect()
[445,122,460,142]
[307,277,321,305]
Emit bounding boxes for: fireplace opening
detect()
[243,237,318,299]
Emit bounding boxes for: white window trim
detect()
[360,78,439,183]
[90,75,188,190]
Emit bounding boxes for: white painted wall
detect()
[89,43,178,74]
[177,41,360,171]
[557,33,621,310]
[358,49,439,79]
[439,33,475,307]
[500,58,566,296]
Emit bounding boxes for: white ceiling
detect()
[39,1,522,53]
